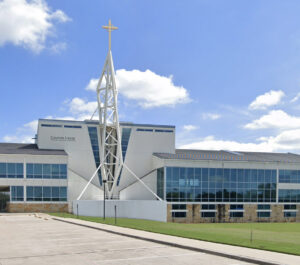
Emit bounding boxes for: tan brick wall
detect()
[271,205,284,222]
[7,203,69,213]
[244,204,257,222]
[167,204,172,222]
[297,205,300,222]
[167,203,300,223]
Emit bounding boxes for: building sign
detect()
[50,136,76,142]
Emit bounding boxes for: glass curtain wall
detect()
[165,167,277,203]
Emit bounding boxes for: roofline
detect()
[39,119,175,128]
[176,148,300,156]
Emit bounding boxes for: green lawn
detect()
[50,213,300,256]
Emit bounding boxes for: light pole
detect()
[103,179,107,220]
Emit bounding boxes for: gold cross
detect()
[102,19,118,51]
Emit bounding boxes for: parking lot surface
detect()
[0,214,255,265]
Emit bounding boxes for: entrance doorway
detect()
[0,186,10,212]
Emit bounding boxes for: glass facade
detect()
[88,127,102,185]
[157,168,164,200]
[0,163,23,178]
[11,186,24,201]
[26,186,67,201]
[116,128,132,185]
[278,189,300,202]
[279,170,300,183]
[26,164,67,179]
[165,167,277,202]
[121,128,131,160]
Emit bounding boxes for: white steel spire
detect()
[96,19,123,199]
[77,20,162,202]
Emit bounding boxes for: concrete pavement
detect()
[0,213,255,265]
[51,215,300,265]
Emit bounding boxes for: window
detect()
[41,124,62,127]
[230,204,244,210]
[11,186,24,201]
[154,129,173,133]
[230,212,244,218]
[202,204,215,210]
[257,204,271,210]
[284,212,297,218]
[64,125,82,128]
[88,127,102,185]
[121,128,132,160]
[172,204,186,210]
[284,204,297,210]
[136,128,153,132]
[26,164,67,179]
[171,204,187,218]
[172,212,186,218]
[157,168,164,200]
[26,186,67,202]
[257,212,271,218]
[201,212,215,218]
[0,163,23,178]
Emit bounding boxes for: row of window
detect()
[278,189,300,202]
[200,211,297,218]
[41,124,82,128]
[171,204,298,218]
[0,163,68,179]
[166,189,277,202]
[279,170,300,183]
[11,186,67,202]
[0,163,23,178]
[136,128,173,133]
[166,167,277,184]
[26,164,67,179]
[27,186,67,201]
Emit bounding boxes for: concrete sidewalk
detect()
[50,215,300,265]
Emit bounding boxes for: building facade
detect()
[1,118,300,223]
[153,150,300,222]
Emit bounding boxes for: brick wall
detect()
[7,203,69,213]
[167,203,300,223]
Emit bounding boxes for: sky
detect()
[1,0,300,153]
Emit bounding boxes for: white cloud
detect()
[2,96,99,143]
[3,135,34,143]
[244,110,300,130]
[67,97,97,117]
[2,119,38,143]
[85,78,99,91]
[180,136,272,152]
[202,113,221,120]
[85,69,190,108]
[180,129,300,153]
[291,92,300,103]
[0,0,70,52]
[49,42,67,53]
[249,90,285,110]
[183,125,198,132]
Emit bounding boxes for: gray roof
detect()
[153,149,300,163]
[39,118,175,129]
[0,143,67,156]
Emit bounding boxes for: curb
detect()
[52,217,281,265]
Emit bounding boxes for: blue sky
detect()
[2,0,300,152]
